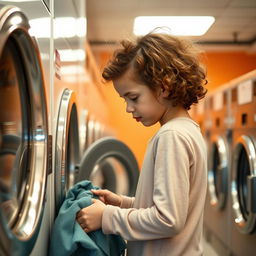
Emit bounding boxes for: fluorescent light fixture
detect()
[29,17,87,39]
[133,16,215,36]
[1,0,38,2]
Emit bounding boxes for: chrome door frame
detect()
[54,88,80,215]
[231,135,256,234]
[208,134,229,210]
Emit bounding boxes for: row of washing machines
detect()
[0,1,139,255]
[194,70,256,256]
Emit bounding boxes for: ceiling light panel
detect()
[133,16,215,36]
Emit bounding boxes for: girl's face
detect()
[113,69,170,127]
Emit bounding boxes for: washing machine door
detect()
[77,137,139,196]
[208,135,229,209]
[0,5,49,255]
[231,135,256,234]
[55,89,80,214]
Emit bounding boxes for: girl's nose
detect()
[126,103,134,113]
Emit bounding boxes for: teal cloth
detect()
[49,180,126,256]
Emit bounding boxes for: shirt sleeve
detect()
[120,195,135,208]
[102,131,193,241]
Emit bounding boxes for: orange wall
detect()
[203,51,256,91]
[96,49,256,168]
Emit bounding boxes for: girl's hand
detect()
[91,189,122,207]
[76,199,106,233]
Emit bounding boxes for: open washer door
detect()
[0,5,50,255]
[231,135,256,234]
[77,137,139,197]
[54,89,80,215]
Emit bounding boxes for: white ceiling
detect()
[86,0,256,49]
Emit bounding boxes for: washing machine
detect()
[229,74,256,256]
[77,110,138,196]
[74,110,139,196]
[203,88,233,255]
[76,136,140,197]
[0,3,51,255]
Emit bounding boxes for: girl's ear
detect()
[161,85,170,98]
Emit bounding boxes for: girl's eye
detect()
[123,95,139,103]
[130,96,138,102]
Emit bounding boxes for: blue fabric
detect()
[49,180,126,256]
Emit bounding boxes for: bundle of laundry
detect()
[49,180,126,256]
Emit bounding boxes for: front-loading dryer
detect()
[76,137,140,197]
[52,92,140,213]
[0,5,51,255]
[229,73,256,256]
[204,88,232,255]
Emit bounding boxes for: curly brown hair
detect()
[102,32,207,110]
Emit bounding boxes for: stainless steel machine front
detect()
[0,5,50,255]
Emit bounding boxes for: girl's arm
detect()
[102,131,192,241]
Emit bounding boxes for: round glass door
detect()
[77,137,139,196]
[0,36,23,231]
[231,135,256,234]
[208,135,229,209]
[89,157,130,195]
[0,6,49,255]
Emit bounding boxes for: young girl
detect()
[76,32,208,256]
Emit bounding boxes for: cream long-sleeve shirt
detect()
[102,117,207,256]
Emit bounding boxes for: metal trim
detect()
[54,89,80,215]
[231,135,256,234]
[208,135,229,210]
[77,137,139,196]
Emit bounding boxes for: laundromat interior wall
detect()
[91,48,256,168]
